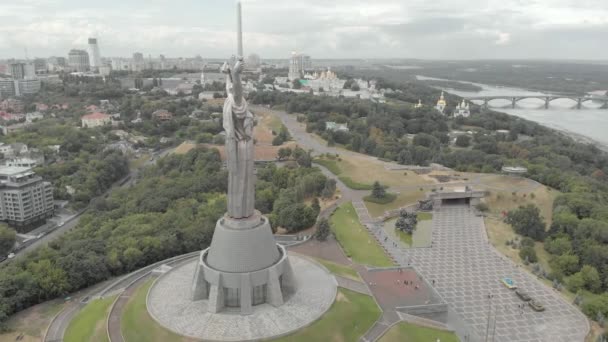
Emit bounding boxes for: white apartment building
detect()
[0,166,54,226]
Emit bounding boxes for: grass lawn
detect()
[315,258,361,281]
[482,179,559,226]
[275,288,381,342]
[379,322,460,342]
[121,279,194,342]
[64,296,117,342]
[365,191,426,218]
[315,154,432,188]
[330,202,394,267]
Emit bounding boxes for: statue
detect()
[222,57,255,219]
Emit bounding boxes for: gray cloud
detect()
[0,0,606,59]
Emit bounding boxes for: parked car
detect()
[528,300,545,312]
[7,253,15,259]
[515,289,531,301]
[501,277,517,289]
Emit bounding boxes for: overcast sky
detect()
[1,0,607,60]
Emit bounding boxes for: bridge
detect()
[466,94,608,110]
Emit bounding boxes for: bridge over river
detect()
[466,94,608,109]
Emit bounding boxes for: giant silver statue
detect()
[222,58,255,219]
[191,2,295,315]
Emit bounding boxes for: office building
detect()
[68,49,90,72]
[0,166,54,226]
[88,38,102,71]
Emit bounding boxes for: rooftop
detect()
[0,166,32,176]
[82,112,110,120]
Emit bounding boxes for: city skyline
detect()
[0,0,607,60]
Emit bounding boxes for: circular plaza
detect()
[146,253,337,341]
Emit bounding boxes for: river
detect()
[417,76,608,147]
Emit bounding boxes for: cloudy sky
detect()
[1,0,607,60]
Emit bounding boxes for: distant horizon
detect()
[1,0,606,60]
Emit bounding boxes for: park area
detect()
[330,202,395,267]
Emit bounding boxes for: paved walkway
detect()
[107,274,155,342]
[367,204,589,342]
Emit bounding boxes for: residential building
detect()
[68,49,90,72]
[288,52,312,80]
[132,52,145,72]
[9,63,27,79]
[47,57,67,72]
[81,112,111,128]
[5,157,39,168]
[16,79,41,96]
[0,78,41,97]
[436,91,447,114]
[453,99,471,118]
[88,38,102,71]
[325,122,349,132]
[0,166,54,226]
[0,99,24,113]
[33,58,47,74]
[25,112,44,123]
[414,99,423,108]
[152,109,173,121]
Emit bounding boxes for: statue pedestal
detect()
[191,212,296,315]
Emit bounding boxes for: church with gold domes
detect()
[435,91,447,114]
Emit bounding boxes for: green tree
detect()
[395,210,417,234]
[315,218,331,241]
[544,237,572,255]
[519,246,538,263]
[277,147,292,161]
[455,135,471,148]
[549,253,580,279]
[371,181,386,199]
[0,225,16,255]
[506,204,546,241]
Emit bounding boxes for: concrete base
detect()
[190,213,295,315]
[191,244,294,315]
[148,254,337,341]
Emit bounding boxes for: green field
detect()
[330,202,394,267]
[379,322,460,342]
[64,296,117,342]
[315,258,361,281]
[121,279,190,342]
[275,288,381,342]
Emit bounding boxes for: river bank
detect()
[417,75,608,149]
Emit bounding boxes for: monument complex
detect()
[146,3,336,340]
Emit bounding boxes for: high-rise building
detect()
[9,63,26,80]
[0,166,54,226]
[247,53,261,68]
[68,49,90,72]
[288,52,312,80]
[132,52,145,72]
[88,38,102,71]
[33,58,47,74]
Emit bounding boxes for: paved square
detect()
[369,204,589,342]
